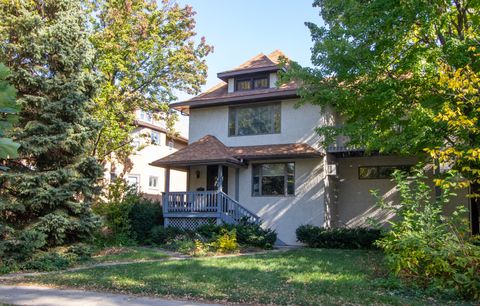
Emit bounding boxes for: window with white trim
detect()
[252,163,294,196]
[139,110,153,123]
[127,175,140,188]
[151,131,160,145]
[149,176,158,188]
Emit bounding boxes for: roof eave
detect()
[217,66,284,81]
[170,89,299,114]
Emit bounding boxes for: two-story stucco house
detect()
[151,50,471,245]
[106,110,188,200]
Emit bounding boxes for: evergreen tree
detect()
[0,0,103,260]
[0,63,20,163]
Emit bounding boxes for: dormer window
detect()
[235,74,269,91]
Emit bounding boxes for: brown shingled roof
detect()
[150,135,322,169]
[150,135,242,168]
[170,50,298,114]
[229,143,321,160]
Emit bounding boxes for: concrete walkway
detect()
[0,285,223,306]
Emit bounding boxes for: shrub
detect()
[164,238,196,254]
[23,252,71,272]
[149,226,187,244]
[65,243,93,262]
[94,180,162,246]
[197,220,277,249]
[234,220,277,249]
[129,199,162,243]
[375,169,480,300]
[296,225,382,249]
[211,228,239,253]
[5,229,48,261]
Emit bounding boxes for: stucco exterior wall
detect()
[108,125,188,199]
[239,158,325,245]
[187,158,325,245]
[188,99,325,150]
[332,155,470,227]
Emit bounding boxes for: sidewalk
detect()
[0,284,223,306]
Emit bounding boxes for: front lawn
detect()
[91,247,169,264]
[21,249,450,305]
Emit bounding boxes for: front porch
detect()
[163,190,260,229]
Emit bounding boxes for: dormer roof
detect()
[217,50,288,81]
[171,50,299,114]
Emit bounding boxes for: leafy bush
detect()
[23,252,71,272]
[197,220,277,249]
[375,169,480,300]
[234,220,277,248]
[2,229,48,261]
[93,180,163,246]
[129,199,162,243]
[164,238,196,254]
[149,226,187,244]
[296,225,382,249]
[211,229,239,253]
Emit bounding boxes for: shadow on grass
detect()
[29,249,438,305]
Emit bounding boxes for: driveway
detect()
[0,285,223,306]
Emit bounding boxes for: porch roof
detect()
[150,135,323,169]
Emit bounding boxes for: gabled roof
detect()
[150,135,322,169]
[135,120,188,144]
[217,50,288,80]
[170,50,299,114]
[150,135,242,168]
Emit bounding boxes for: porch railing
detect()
[163,191,260,224]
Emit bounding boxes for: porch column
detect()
[235,168,240,201]
[217,165,223,192]
[164,167,171,193]
[164,167,170,227]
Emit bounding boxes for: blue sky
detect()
[176,0,323,98]
[173,1,323,136]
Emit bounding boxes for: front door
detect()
[206,165,228,193]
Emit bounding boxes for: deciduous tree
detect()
[89,0,212,166]
[283,0,480,232]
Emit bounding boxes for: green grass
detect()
[22,248,458,305]
[91,247,169,264]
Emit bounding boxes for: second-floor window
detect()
[228,102,281,136]
[139,110,153,123]
[235,75,269,91]
[151,131,160,145]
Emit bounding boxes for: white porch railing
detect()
[163,191,260,224]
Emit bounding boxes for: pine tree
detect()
[0,0,103,260]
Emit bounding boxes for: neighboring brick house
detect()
[106,109,188,200]
[151,50,471,245]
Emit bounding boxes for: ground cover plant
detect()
[149,221,277,255]
[20,248,475,305]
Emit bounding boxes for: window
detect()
[235,75,269,91]
[149,176,158,188]
[139,110,153,123]
[229,103,281,136]
[359,165,413,179]
[131,137,141,149]
[151,131,160,145]
[252,163,294,196]
[127,175,139,188]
